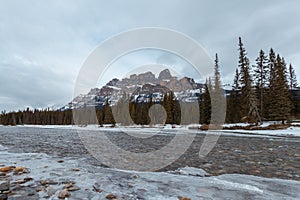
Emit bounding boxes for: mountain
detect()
[63,69,205,110]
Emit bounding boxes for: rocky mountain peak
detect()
[158,69,173,80]
[106,78,119,86]
[66,68,204,109]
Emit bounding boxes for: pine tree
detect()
[233,68,240,91]
[96,107,104,126]
[170,92,181,124]
[147,97,154,125]
[198,91,204,124]
[268,55,292,123]
[213,53,222,90]
[253,49,269,118]
[265,48,277,119]
[103,99,115,125]
[163,93,172,124]
[268,48,277,88]
[227,68,241,123]
[77,104,88,126]
[114,93,132,126]
[200,79,212,124]
[238,37,253,118]
[288,64,298,90]
[288,64,299,117]
[162,92,180,125]
[129,100,136,124]
[141,103,149,125]
[207,77,213,92]
[211,53,226,125]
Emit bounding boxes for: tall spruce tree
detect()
[211,53,226,125]
[288,64,298,90]
[253,49,269,118]
[170,92,181,124]
[265,48,277,119]
[268,55,292,123]
[129,100,136,124]
[103,99,115,125]
[237,37,253,118]
[163,92,172,124]
[213,53,222,90]
[227,68,241,122]
[288,64,298,117]
[163,91,180,124]
[200,79,212,124]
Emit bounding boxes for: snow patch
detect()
[211,178,264,193]
[170,166,208,177]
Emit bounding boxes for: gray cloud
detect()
[0,0,300,111]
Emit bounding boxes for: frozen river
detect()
[0,126,299,199]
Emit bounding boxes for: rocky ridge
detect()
[64,69,204,109]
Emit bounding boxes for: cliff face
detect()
[100,69,201,93]
[158,69,173,80]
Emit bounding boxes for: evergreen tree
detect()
[232,68,241,91]
[268,48,277,89]
[227,68,241,123]
[141,103,149,125]
[170,92,181,124]
[213,53,222,90]
[162,92,180,124]
[146,97,154,124]
[288,64,298,90]
[207,77,213,92]
[265,48,277,118]
[129,100,136,124]
[238,37,253,118]
[200,79,211,124]
[103,99,115,125]
[198,91,204,124]
[113,93,132,126]
[162,93,171,124]
[211,53,226,125]
[288,64,299,117]
[253,49,269,118]
[96,107,104,126]
[268,55,292,123]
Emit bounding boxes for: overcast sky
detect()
[1,0,300,111]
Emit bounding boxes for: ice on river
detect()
[0,144,299,200]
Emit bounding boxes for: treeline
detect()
[0,108,73,126]
[0,96,192,126]
[226,37,298,124]
[0,37,299,126]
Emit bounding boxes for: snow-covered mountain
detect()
[63,69,205,110]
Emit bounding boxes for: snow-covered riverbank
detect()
[16,123,300,137]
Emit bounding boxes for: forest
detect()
[1,37,299,126]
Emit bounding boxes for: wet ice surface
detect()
[1,148,300,200]
[0,126,300,199]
